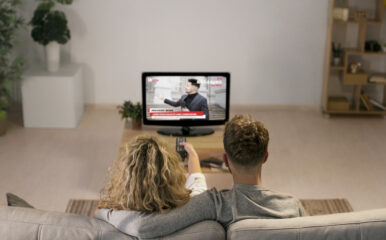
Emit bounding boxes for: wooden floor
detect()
[0,105,386,212]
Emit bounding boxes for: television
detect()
[142,72,230,136]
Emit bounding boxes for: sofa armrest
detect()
[227,208,386,240]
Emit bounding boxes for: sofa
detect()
[1,206,386,240]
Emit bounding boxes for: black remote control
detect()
[176,137,187,160]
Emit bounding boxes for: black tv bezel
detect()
[142,72,230,127]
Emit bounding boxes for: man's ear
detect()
[263,152,269,164]
[223,153,229,168]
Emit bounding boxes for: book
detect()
[369,99,386,110]
[369,75,386,84]
[360,92,374,111]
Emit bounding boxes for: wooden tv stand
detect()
[119,125,228,173]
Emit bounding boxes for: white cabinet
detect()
[21,64,84,128]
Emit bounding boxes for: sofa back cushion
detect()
[0,206,225,240]
[227,208,386,240]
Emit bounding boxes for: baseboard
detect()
[230,104,320,111]
[85,103,117,110]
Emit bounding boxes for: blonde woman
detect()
[97,135,207,214]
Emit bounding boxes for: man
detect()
[157,79,209,120]
[96,115,306,238]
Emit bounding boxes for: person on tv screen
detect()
[157,79,209,120]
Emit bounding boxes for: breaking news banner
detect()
[149,111,205,120]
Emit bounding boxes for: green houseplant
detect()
[117,101,142,129]
[30,0,72,72]
[0,0,24,136]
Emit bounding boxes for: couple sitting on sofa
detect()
[95,114,307,238]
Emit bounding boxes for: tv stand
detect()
[157,126,214,136]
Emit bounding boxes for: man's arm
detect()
[95,191,217,239]
[164,97,182,107]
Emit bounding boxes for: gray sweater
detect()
[96,185,306,239]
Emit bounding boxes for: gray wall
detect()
[17,0,329,106]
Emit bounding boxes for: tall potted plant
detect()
[117,101,142,130]
[30,0,72,72]
[0,0,24,136]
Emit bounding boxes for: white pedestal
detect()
[21,64,84,128]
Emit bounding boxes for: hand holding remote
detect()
[180,142,201,174]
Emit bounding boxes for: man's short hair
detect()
[223,115,269,167]
[188,79,200,88]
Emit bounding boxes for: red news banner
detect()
[148,108,205,119]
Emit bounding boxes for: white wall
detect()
[18,0,329,106]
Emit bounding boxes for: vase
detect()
[45,41,60,72]
[131,120,142,130]
[333,57,341,66]
[124,119,142,130]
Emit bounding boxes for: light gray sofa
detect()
[0,207,224,240]
[1,206,386,239]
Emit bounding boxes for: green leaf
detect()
[56,0,73,5]
[0,110,6,120]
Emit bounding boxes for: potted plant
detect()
[332,42,343,66]
[117,101,142,129]
[30,0,72,72]
[0,0,24,136]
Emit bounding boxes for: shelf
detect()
[345,49,386,56]
[334,19,383,25]
[326,110,386,115]
[330,65,345,70]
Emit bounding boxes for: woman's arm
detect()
[181,142,207,196]
[180,142,201,174]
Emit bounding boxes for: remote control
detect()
[176,137,187,160]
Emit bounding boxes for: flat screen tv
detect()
[142,72,230,136]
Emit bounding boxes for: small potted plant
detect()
[117,101,142,129]
[30,0,72,72]
[332,42,343,66]
[0,0,24,136]
[383,42,386,52]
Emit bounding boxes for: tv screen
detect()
[142,72,230,135]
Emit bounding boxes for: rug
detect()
[66,198,353,217]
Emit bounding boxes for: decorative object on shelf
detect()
[365,40,382,52]
[332,43,343,65]
[0,0,24,136]
[30,0,72,73]
[333,8,349,21]
[117,100,142,129]
[354,10,368,21]
[383,43,386,52]
[349,62,362,74]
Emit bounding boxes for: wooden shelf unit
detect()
[322,0,386,115]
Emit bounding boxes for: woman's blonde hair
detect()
[98,135,191,213]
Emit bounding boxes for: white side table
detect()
[21,64,84,128]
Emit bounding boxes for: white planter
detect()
[45,41,60,72]
[333,57,341,66]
